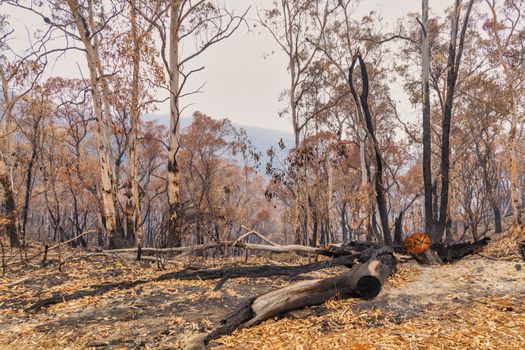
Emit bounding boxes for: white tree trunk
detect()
[167,0,182,246]
[65,0,121,248]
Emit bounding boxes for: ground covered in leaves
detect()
[0,238,524,349]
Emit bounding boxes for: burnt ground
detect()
[0,243,524,350]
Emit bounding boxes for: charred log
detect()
[205,246,396,344]
[430,237,490,263]
[158,255,356,290]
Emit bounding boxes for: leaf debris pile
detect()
[0,246,524,349]
[214,295,525,350]
[484,226,524,258]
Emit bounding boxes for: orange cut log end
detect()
[404,232,431,255]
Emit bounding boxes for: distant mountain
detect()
[145,114,294,167]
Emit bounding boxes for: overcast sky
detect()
[2,1,451,132]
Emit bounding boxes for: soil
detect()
[0,248,524,350]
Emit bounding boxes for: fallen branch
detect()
[157,255,356,291]
[204,246,396,344]
[105,241,358,258]
[237,226,278,246]
[7,230,98,267]
[407,238,491,265]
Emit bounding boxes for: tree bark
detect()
[130,0,143,257]
[167,0,182,247]
[65,0,122,249]
[394,212,404,245]
[436,0,475,242]
[421,0,434,238]
[21,147,38,246]
[0,75,20,247]
[430,237,490,263]
[341,202,348,242]
[327,158,334,243]
[486,0,522,227]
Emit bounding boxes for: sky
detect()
[168,0,450,132]
[2,0,450,133]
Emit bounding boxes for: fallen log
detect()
[105,241,360,259]
[412,249,443,265]
[157,255,355,291]
[430,237,491,263]
[25,255,356,312]
[408,237,491,265]
[204,246,396,345]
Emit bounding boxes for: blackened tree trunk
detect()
[21,150,36,245]
[493,206,502,234]
[394,212,404,245]
[475,140,502,234]
[421,0,435,238]
[341,202,348,242]
[348,53,392,246]
[436,0,475,242]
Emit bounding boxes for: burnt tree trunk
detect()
[394,212,404,246]
[0,165,19,247]
[27,255,357,312]
[435,0,475,242]
[422,0,434,238]
[341,202,349,242]
[348,54,391,246]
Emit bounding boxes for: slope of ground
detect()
[215,257,525,350]
[0,246,524,350]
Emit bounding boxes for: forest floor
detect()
[0,231,524,350]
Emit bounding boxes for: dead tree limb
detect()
[7,230,98,267]
[158,255,356,291]
[204,246,396,344]
[237,226,278,246]
[106,241,359,258]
